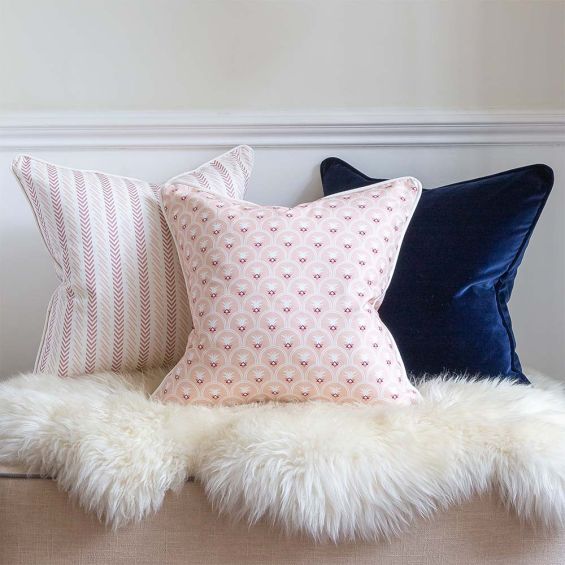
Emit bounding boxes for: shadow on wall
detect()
[0,226,56,377]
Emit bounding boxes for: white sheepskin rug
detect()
[1,370,564,542]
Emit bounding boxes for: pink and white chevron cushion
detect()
[154,177,422,406]
[12,146,254,377]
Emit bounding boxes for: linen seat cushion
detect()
[154,177,422,406]
[320,158,554,382]
[12,146,253,376]
[2,473,564,565]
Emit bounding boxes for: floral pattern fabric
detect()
[154,177,422,406]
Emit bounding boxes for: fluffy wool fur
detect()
[1,370,564,541]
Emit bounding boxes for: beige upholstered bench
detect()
[1,464,564,565]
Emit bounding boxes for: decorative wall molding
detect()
[1,110,564,150]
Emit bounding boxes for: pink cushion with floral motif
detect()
[153,177,422,406]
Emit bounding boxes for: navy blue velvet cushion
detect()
[320,158,554,383]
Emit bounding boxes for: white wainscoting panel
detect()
[1,111,564,379]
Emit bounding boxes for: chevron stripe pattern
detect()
[12,146,254,377]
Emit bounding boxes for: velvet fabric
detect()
[320,158,554,383]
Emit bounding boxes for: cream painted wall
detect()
[0,0,564,379]
[0,0,564,112]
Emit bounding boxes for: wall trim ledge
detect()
[1,110,564,150]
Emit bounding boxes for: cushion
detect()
[153,177,422,406]
[12,146,254,376]
[320,158,554,382]
[3,477,564,565]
